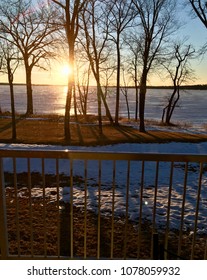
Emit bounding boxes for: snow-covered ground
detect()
[1,139,207,234]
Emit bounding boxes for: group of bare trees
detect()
[160,0,207,125]
[0,0,60,138]
[0,0,206,141]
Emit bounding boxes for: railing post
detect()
[0,158,8,259]
[152,233,159,259]
[152,233,164,260]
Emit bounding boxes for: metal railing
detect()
[0,149,207,260]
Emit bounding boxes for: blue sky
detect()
[181,6,207,85]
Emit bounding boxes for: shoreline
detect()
[1,83,207,90]
[1,114,207,146]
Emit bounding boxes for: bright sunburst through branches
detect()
[61,65,72,76]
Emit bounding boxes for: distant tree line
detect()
[0,0,206,141]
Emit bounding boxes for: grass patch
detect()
[0,114,207,146]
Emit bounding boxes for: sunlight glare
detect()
[61,65,72,76]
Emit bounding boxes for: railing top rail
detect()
[0,149,207,162]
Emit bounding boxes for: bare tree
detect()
[161,43,195,124]
[76,63,91,117]
[124,31,141,120]
[132,0,177,132]
[0,40,20,139]
[80,0,113,135]
[107,0,135,124]
[121,68,131,119]
[101,61,116,100]
[51,0,87,141]
[188,0,207,54]
[0,0,59,115]
[188,0,207,28]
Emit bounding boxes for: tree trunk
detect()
[97,83,103,135]
[64,84,72,141]
[7,61,16,139]
[123,89,130,120]
[73,89,78,121]
[135,82,139,121]
[162,105,168,123]
[64,44,75,142]
[25,66,33,115]
[165,89,176,124]
[115,38,121,125]
[139,72,147,132]
[99,87,113,125]
[165,87,180,124]
[93,70,113,125]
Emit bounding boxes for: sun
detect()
[61,65,72,76]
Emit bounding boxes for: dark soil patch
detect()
[3,172,207,260]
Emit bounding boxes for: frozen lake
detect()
[0,85,207,130]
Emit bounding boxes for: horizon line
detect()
[0,82,207,89]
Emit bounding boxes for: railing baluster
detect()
[137,160,144,259]
[191,162,203,259]
[97,160,101,259]
[152,161,159,231]
[178,162,188,258]
[0,158,8,259]
[110,160,116,259]
[204,239,207,260]
[124,160,130,259]
[13,158,20,257]
[164,161,174,260]
[151,161,159,259]
[42,158,47,257]
[56,159,60,258]
[70,159,74,258]
[27,158,34,257]
[84,160,88,259]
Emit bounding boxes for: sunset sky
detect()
[31,12,207,87]
[0,1,206,86]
